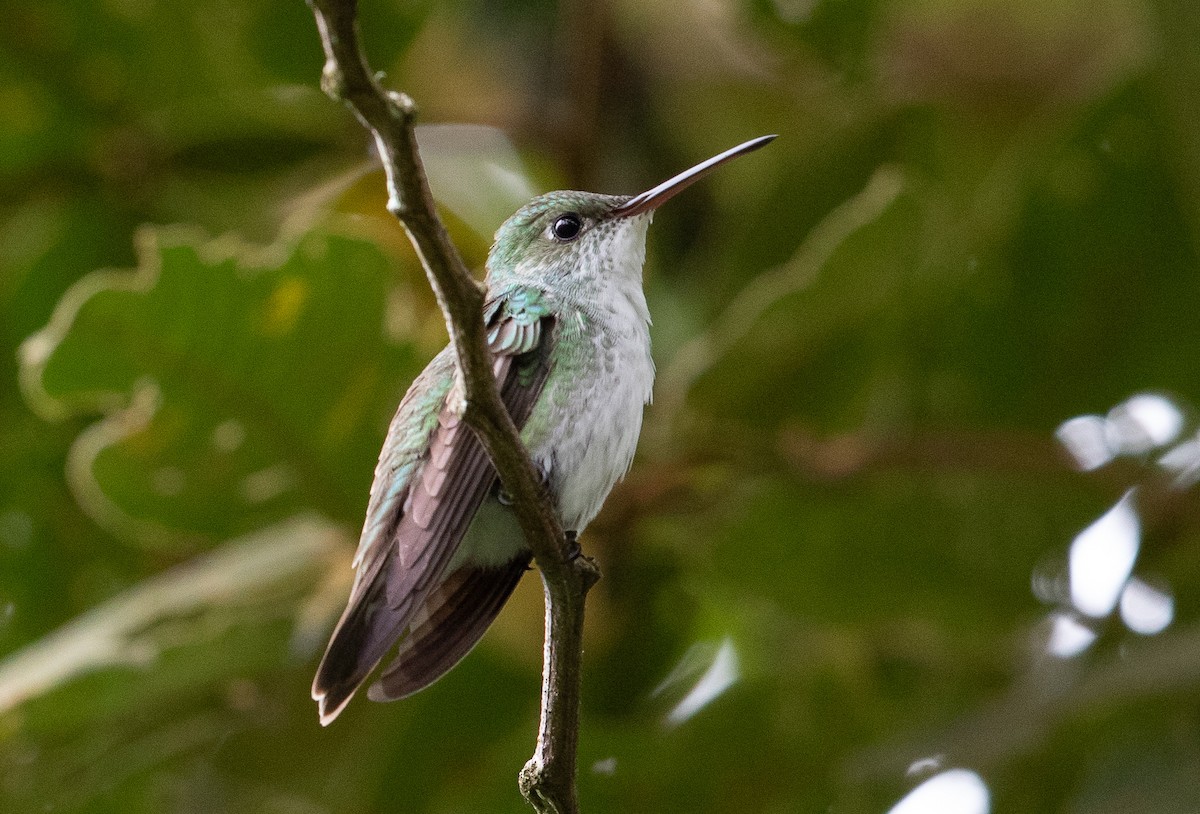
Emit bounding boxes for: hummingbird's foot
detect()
[564,530,581,561]
[495,464,552,507]
[518,532,579,569]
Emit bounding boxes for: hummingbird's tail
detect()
[311,550,530,724]
[370,552,530,702]
[311,545,410,725]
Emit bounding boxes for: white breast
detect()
[529,284,654,533]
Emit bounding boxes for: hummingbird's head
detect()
[486,135,778,287]
[487,191,651,286]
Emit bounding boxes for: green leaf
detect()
[19,227,423,550]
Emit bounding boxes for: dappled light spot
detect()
[591,757,617,776]
[1046,612,1097,659]
[1042,395,1192,656]
[1119,578,1173,636]
[1056,415,1113,471]
[1158,435,1200,489]
[1069,490,1139,618]
[1109,394,1184,450]
[211,419,246,453]
[906,754,945,777]
[239,465,296,504]
[663,637,740,728]
[1057,393,1185,470]
[887,768,990,814]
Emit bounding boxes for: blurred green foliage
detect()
[2,0,1200,812]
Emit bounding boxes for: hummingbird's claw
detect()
[519,532,579,570]
[564,530,581,562]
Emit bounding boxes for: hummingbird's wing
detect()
[312,286,554,724]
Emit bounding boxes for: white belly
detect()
[527,306,654,532]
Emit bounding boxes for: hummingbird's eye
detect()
[550,213,583,242]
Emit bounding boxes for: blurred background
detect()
[2,0,1199,811]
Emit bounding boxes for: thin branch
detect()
[306,1,597,811]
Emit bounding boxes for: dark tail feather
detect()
[368,554,530,702]
[312,548,420,725]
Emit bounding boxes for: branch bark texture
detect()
[307,2,598,811]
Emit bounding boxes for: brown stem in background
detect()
[306,2,598,811]
[553,0,608,188]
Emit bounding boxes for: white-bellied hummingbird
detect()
[313,135,776,724]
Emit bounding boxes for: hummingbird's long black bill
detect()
[611,134,777,218]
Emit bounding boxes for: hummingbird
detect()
[312,135,776,724]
